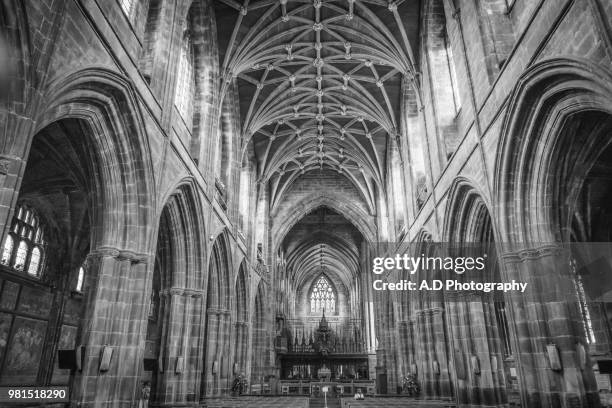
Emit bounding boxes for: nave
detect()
[1,0,612,407]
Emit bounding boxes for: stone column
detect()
[431,307,453,399]
[501,245,599,408]
[155,288,205,405]
[71,248,151,408]
[204,308,221,396]
[218,309,232,395]
[234,321,249,375]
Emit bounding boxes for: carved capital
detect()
[87,247,150,264]
[207,307,231,316]
[501,244,566,262]
[162,287,205,298]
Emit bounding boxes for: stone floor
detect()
[339,397,457,407]
[310,396,341,407]
[201,396,310,407]
[200,396,456,407]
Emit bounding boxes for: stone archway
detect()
[145,182,207,405]
[203,230,233,397]
[233,261,249,380]
[443,177,511,407]
[251,281,267,388]
[0,67,156,406]
[495,58,612,407]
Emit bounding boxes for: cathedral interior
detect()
[1,0,612,407]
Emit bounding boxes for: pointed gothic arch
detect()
[202,229,233,396]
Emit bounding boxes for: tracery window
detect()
[174,30,195,125]
[310,276,336,314]
[0,205,46,277]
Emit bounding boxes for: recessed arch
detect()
[443,177,496,243]
[495,57,612,244]
[33,67,156,253]
[250,281,267,386]
[272,194,376,252]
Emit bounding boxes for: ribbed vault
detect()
[215,0,420,205]
[281,207,362,291]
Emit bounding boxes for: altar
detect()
[276,312,375,396]
[279,379,376,397]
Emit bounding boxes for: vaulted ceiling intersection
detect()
[215,0,420,210]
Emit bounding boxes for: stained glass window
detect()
[1,235,13,265]
[27,247,40,276]
[310,276,336,314]
[2,205,46,278]
[174,31,195,125]
[14,241,27,271]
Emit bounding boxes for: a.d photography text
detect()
[372,278,528,293]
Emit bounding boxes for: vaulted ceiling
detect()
[282,207,362,290]
[215,0,421,209]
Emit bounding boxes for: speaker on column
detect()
[57,345,85,371]
[99,345,113,372]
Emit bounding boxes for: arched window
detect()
[27,248,41,277]
[425,0,461,159]
[140,0,162,83]
[1,205,46,278]
[175,29,195,126]
[310,276,336,314]
[1,235,13,265]
[14,241,27,271]
[76,266,85,293]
